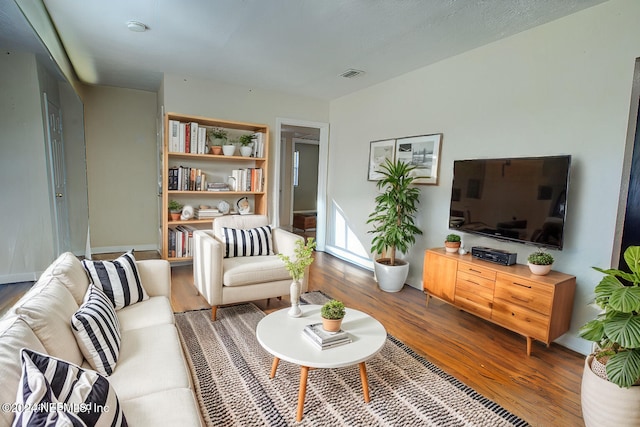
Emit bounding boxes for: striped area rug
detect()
[175,292,529,427]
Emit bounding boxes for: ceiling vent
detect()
[339,69,365,79]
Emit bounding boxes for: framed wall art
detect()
[395,133,442,185]
[368,139,396,181]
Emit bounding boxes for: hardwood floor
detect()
[171,251,584,427]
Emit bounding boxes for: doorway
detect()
[275,119,329,251]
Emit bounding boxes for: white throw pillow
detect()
[71,285,121,376]
[12,349,127,427]
[221,226,274,258]
[82,251,148,310]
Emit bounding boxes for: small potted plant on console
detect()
[527,251,554,275]
[445,234,461,253]
[320,299,346,332]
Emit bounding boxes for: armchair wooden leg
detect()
[211,306,218,321]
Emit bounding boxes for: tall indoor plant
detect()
[578,245,640,426]
[366,159,422,292]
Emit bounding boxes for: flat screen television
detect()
[449,155,571,250]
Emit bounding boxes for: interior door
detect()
[44,93,71,255]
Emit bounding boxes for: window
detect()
[293,150,299,187]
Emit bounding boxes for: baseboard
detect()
[0,272,38,285]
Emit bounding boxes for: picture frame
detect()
[395,133,442,185]
[368,139,396,181]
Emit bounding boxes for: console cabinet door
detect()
[423,251,457,303]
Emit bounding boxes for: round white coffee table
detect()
[256,304,386,421]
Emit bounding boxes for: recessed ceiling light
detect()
[127,20,148,32]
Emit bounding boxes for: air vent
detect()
[338,69,365,79]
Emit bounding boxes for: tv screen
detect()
[449,155,571,250]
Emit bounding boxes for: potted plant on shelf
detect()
[445,233,461,253]
[238,134,254,157]
[527,251,554,275]
[168,200,183,221]
[320,299,346,332]
[207,128,227,155]
[366,158,423,292]
[278,238,316,317]
[578,245,640,427]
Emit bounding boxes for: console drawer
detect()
[494,273,553,315]
[491,300,549,341]
[457,261,496,281]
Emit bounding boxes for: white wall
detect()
[83,86,158,253]
[328,0,640,354]
[0,53,55,282]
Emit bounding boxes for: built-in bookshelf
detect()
[161,112,269,261]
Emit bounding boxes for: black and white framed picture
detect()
[368,139,396,181]
[395,133,442,185]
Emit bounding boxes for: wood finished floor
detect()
[171,251,584,427]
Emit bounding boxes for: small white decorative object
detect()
[288,280,302,317]
[180,205,194,220]
[217,200,230,215]
[458,241,467,255]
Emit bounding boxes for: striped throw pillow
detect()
[82,250,148,310]
[222,226,274,258]
[13,349,127,427]
[71,285,121,376]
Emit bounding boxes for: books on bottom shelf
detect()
[302,323,352,350]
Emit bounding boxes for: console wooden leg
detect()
[270,357,280,379]
[425,293,431,308]
[297,366,310,421]
[359,362,370,403]
[526,337,532,356]
[211,306,218,321]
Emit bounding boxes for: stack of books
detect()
[195,208,222,219]
[302,323,351,350]
[206,182,229,192]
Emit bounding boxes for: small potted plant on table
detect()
[445,233,461,253]
[320,299,346,332]
[207,128,227,155]
[527,251,554,275]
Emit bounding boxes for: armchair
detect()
[192,215,308,320]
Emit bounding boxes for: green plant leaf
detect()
[603,311,640,349]
[624,246,640,276]
[609,286,640,313]
[579,319,605,342]
[606,349,640,388]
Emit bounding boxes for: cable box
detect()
[471,246,517,266]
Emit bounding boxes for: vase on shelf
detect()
[222,145,236,156]
[210,145,222,155]
[288,280,302,317]
[240,146,252,157]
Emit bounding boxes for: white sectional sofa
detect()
[0,252,203,426]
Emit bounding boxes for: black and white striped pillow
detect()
[82,251,148,310]
[71,285,121,376]
[13,348,127,427]
[222,226,274,258]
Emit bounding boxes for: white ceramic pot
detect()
[373,258,409,292]
[528,262,552,275]
[240,146,252,157]
[581,355,640,427]
[222,145,236,156]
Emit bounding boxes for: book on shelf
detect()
[167,119,211,154]
[302,323,351,350]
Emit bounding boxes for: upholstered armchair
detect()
[192,215,308,320]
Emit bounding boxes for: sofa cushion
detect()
[39,251,90,306]
[0,316,47,427]
[221,226,273,258]
[117,296,174,332]
[14,277,84,366]
[223,255,290,287]
[82,251,149,310]
[120,389,202,427]
[106,324,191,400]
[13,349,127,427]
[71,285,121,376]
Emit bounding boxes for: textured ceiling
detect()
[10,0,608,100]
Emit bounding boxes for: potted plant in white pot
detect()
[578,245,640,426]
[366,159,422,292]
[238,134,253,157]
[527,251,554,275]
[278,237,316,317]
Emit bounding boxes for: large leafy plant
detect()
[579,246,640,388]
[366,159,422,266]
